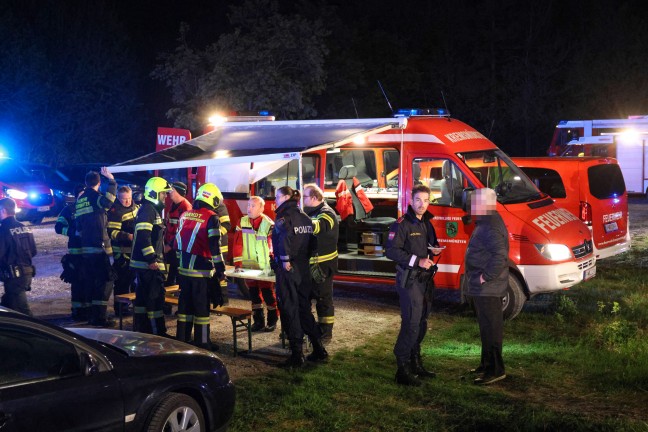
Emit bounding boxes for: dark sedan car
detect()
[0,307,235,431]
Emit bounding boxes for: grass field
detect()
[228,244,648,431]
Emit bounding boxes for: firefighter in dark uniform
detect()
[75,167,117,327]
[130,176,171,335]
[175,183,225,350]
[213,188,231,305]
[272,186,328,367]
[0,198,37,316]
[55,183,87,321]
[303,183,339,342]
[164,181,191,287]
[386,184,443,386]
[107,185,139,316]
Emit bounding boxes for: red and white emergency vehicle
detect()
[548,116,648,195]
[111,111,596,319]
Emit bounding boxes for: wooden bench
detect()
[163,296,252,356]
[114,285,180,330]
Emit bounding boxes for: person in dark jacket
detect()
[303,183,339,342]
[386,184,443,386]
[0,198,37,316]
[130,176,171,335]
[75,167,117,327]
[55,183,86,320]
[464,187,509,385]
[272,186,328,367]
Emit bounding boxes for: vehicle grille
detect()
[578,258,594,270]
[28,193,53,207]
[572,239,593,259]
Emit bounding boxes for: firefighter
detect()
[164,181,191,287]
[130,176,171,335]
[107,185,139,316]
[213,188,231,305]
[75,167,117,327]
[0,198,37,316]
[233,195,277,332]
[272,186,328,368]
[386,184,443,386]
[55,183,87,321]
[175,183,225,350]
[303,183,339,342]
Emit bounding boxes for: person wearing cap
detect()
[130,177,172,336]
[164,181,192,288]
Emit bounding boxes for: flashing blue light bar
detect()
[258,110,270,116]
[393,108,450,118]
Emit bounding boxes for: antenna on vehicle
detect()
[351,98,359,119]
[440,90,451,121]
[488,119,495,138]
[377,80,394,114]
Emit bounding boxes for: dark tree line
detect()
[2,0,647,165]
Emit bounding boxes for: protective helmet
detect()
[144,177,172,206]
[195,183,223,209]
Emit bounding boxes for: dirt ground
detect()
[23,198,648,379]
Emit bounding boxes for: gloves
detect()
[209,283,224,308]
[310,263,327,284]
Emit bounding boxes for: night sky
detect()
[1,0,647,164]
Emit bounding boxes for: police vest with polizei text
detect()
[177,208,217,259]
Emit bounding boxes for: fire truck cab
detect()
[111,112,596,319]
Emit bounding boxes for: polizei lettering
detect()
[532,208,579,234]
[10,226,32,235]
[294,225,313,234]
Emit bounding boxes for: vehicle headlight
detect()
[6,188,28,200]
[534,244,572,261]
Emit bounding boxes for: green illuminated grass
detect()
[228,249,648,432]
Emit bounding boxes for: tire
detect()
[146,393,205,432]
[502,274,526,320]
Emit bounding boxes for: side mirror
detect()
[80,352,99,376]
[461,187,475,213]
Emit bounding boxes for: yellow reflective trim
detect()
[62,227,69,236]
[313,219,321,235]
[309,250,338,264]
[219,215,230,223]
[318,316,335,324]
[219,226,227,235]
[318,213,335,228]
[194,316,210,325]
[142,246,155,255]
[135,222,153,231]
[107,222,122,229]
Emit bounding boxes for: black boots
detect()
[395,363,422,387]
[266,308,278,332]
[251,309,265,332]
[320,323,333,343]
[306,338,329,363]
[282,340,305,368]
[411,352,436,378]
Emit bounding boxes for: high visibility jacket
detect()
[233,214,274,270]
[75,181,117,254]
[130,201,166,271]
[55,204,82,255]
[334,178,374,221]
[176,207,225,278]
[305,202,339,266]
[215,203,231,256]
[107,201,139,260]
[164,197,191,247]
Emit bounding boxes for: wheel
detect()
[146,393,205,432]
[502,274,526,320]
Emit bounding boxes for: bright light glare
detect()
[6,188,27,200]
[352,135,365,145]
[213,150,229,158]
[618,129,642,144]
[208,114,226,126]
[534,243,572,261]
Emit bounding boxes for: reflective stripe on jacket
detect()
[234,214,274,270]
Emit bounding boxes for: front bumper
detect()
[518,255,596,294]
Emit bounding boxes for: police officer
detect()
[164,181,191,287]
[107,185,139,316]
[303,183,339,342]
[175,183,225,350]
[130,177,171,335]
[386,184,443,386]
[0,198,37,316]
[75,167,117,327]
[55,183,87,320]
[272,186,328,367]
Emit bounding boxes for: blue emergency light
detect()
[393,108,450,118]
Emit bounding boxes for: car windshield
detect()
[458,150,545,204]
[0,161,39,182]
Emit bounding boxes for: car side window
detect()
[0,326,82,387]
[519,167,566,199]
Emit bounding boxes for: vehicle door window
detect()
[413,158,472,207]
[254,154,320,200]
[0,326,82,387]
[325,150,377,188]
[383,150,400,190]
[518,167,567,198]
[588,164,626,199]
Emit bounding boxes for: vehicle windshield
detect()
[458,150,545,204]
[0,161,39,183]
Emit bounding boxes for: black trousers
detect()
[473,295,505,376]
[83,253,113,324]
[275,260,321,344]
[112,256,135,311]
[1,276,32,316]
[394,269,429,366]
[134,269,167,335]
[164,249,179,287]
[312,260,336,326]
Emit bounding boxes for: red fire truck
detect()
[111,111,596,319]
